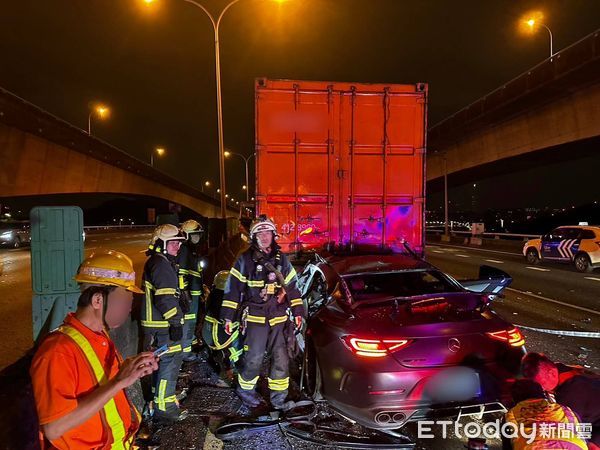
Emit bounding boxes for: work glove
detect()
[224,320,234,336]
[294,316,303,330]
[169,325,183,342]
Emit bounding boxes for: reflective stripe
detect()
[222,300,238,310]
[191,338,198,345]
[144,281,154,323]
[211,320,239,350]
[204,315,219,324]
[247,315,266,324]
[269,315,288,326]
[155,382,177,412]
[141,320,169,328]
[184,313,196,320]
[155,288,177,296]
[247,280,265,287]
[230,267,247,283]
[188,270,202,277]
[190,290,203,296]
[156,379,167,411]
[229,347,243,363]
[178,276,186,289]
[183,346,192,353]
[178,269,190,275]
[58,326,130,448]
[290,298,303,307]
[238,374,259,390]
[268,377,290,391]
[166,344,182,354]
[284,268,297,285]
[163,307,178,320]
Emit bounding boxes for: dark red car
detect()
[297,247,524,434]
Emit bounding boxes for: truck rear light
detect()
[486,327,525,347]
[341,336,412,358]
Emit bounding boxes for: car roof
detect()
[555,225,600,232]
[325,254,431,276]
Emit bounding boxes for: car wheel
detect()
[574,253,593,273]
[303,340,323,401]
[12,238,21,249]
[525,248,539,265]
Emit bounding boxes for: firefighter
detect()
[177,219,206,362]
[221,216,305,411]
[202,270,243,374]
[141,224,188,424]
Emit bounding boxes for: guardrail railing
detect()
[426,228,539,240]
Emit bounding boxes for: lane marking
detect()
[584,277,600,282]
[526,266,550,272]
[485,259,504,264]
[431,243,522,257]
[455,254,470,258]
[507,287,600,317]
[431,250,445,254]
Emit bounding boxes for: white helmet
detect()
[249,216,278,240]
[149,224,185,254]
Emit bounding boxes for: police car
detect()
[523,225,600,273]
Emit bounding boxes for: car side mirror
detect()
[459,265,512,295]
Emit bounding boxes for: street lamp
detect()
[201,180,211,193]
[151,147,166,167]
[523,13,554,58]
[142,0,285,218]
[88,104,110,135]
[225,150,256,202]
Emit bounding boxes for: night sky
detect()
[1,0,599,211]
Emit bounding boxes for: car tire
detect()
[525,248,539,265]
[303,340,324,401]
[574,253,593,273]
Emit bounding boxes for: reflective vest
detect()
[58,325,140,449]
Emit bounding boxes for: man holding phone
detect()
[30,250,158,449]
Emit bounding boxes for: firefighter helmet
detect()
[149,224,185,254]
[249,217,278,240]
[74,250,143,294]
[213,270,229,291]
[181,219,204,239]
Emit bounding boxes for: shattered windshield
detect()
[344,270,461,301]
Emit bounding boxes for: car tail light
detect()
[486,327,525,347]
[341,336,412,358]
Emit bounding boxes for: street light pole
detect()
[226,151,255,202]
[182,0,242,219]
[540,23,554,58]
[443,154,449,238]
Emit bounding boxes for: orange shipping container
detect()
[255,78,427,255]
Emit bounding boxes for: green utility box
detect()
[30,206,84,342]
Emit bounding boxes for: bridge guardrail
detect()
[426,228,540,241]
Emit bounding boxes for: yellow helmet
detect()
[74,250,143,294]
[149,224,185,253]
[181,219,204,239]
[213,270,229,291]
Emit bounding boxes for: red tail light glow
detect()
[486,327,525,347]
[341,336,412,358]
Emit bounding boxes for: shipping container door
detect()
[256,82,335,252]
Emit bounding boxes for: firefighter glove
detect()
[224,319,234,336]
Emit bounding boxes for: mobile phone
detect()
[153,344,169,358]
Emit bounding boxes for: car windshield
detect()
[344,270,461,301]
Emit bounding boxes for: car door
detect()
[541,228,566,259]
